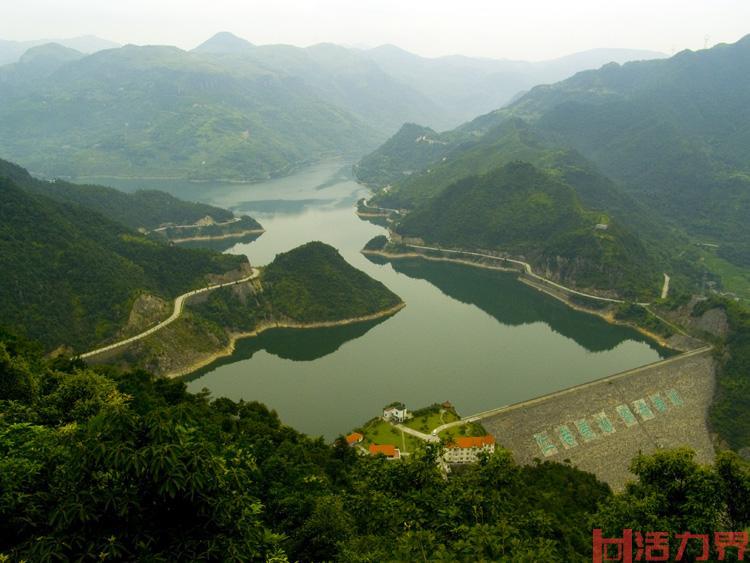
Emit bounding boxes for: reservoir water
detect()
[100,160,671,439]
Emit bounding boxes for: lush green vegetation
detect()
[362,234,388,251]
[367,118,549,209]
[118,241,405,375]
[0,45,374,181]
[160,216,263,242]
[0,157,259,232]
[398,162,661,299]
[0,177,245,351]
[356,417,424,454]
[501,35,750,265]
[361,36,750,298]
[700,298,750,452]
[262,241,402,322]
[613,304,675,338]
[403,403,460,434]
[698,248,750,301]
[354,123,452,187]
[2,336,750,561]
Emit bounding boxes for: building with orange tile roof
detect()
[368,443,401,459]
[346,432,364,446]
[443,435,495,464]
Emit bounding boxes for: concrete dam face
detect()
[480,348,716,490]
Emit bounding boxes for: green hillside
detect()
[194,33,444,134]
[354,123,453,187]
[107,241,404,375]
[0,177,245,351]
[0,45,374,182]
[360,37,750,296]
[262,241,402,322]
[498,35,750,255]
[397,162,660,298]
[368,119,675,249]
[0,157,261,232]
[368,119,554,208]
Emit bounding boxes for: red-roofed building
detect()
[369,443,401,459]
[346,432,364,446]
[443,435,495,464]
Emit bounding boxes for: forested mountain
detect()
[108,241,403,376]
[397,162,660,298]
[0,33,665,184]
[194,33,444,133]
[0,34,117,65]
[365,119,676,251]
[0,158,260,232]
[262,241,402,321]
[0,44,374,182]
[0,177,246,351]
[359,36,750,295]
[362,44,665,127]
[195,33,663,132]
[354,123,454,187]
[0,43,85,83]
[497,34,750,253]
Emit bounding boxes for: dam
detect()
[478,347,715,490]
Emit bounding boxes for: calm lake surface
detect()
[100,160,671,439]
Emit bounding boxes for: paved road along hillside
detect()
[81,268,260,359]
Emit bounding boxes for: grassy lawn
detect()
[438,422,488,443]
[358,418,424,454]
[700,249,750,301]
[403,408,460,434]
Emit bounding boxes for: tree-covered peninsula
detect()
[105,241,404,376]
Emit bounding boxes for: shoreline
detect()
[169,228,266,243]
[517,277,676,350]
[64,155,349,185]
[167,302,406,378]
[363,248,682,351]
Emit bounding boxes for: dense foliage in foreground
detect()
[2,334,750,561]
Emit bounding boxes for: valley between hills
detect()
[3,25,750,562]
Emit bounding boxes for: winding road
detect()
[661,273,671,300]
[405,243,644,306]
[152,217,241,232]
[80,268,260,359]
[395,423,440,443]
[403,244,691,337]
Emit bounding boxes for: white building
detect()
[383,403,409,423]
[443,435,496,464]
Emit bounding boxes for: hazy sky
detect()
[2,0,749,60]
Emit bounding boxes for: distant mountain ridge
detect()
[0,31,668,184]
[0,35,117,65]
[0,157,260,232]
[358,34,750,298]
[0,44,375,181]
[360,44,665,127]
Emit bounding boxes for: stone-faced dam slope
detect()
[479,347,715,490]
